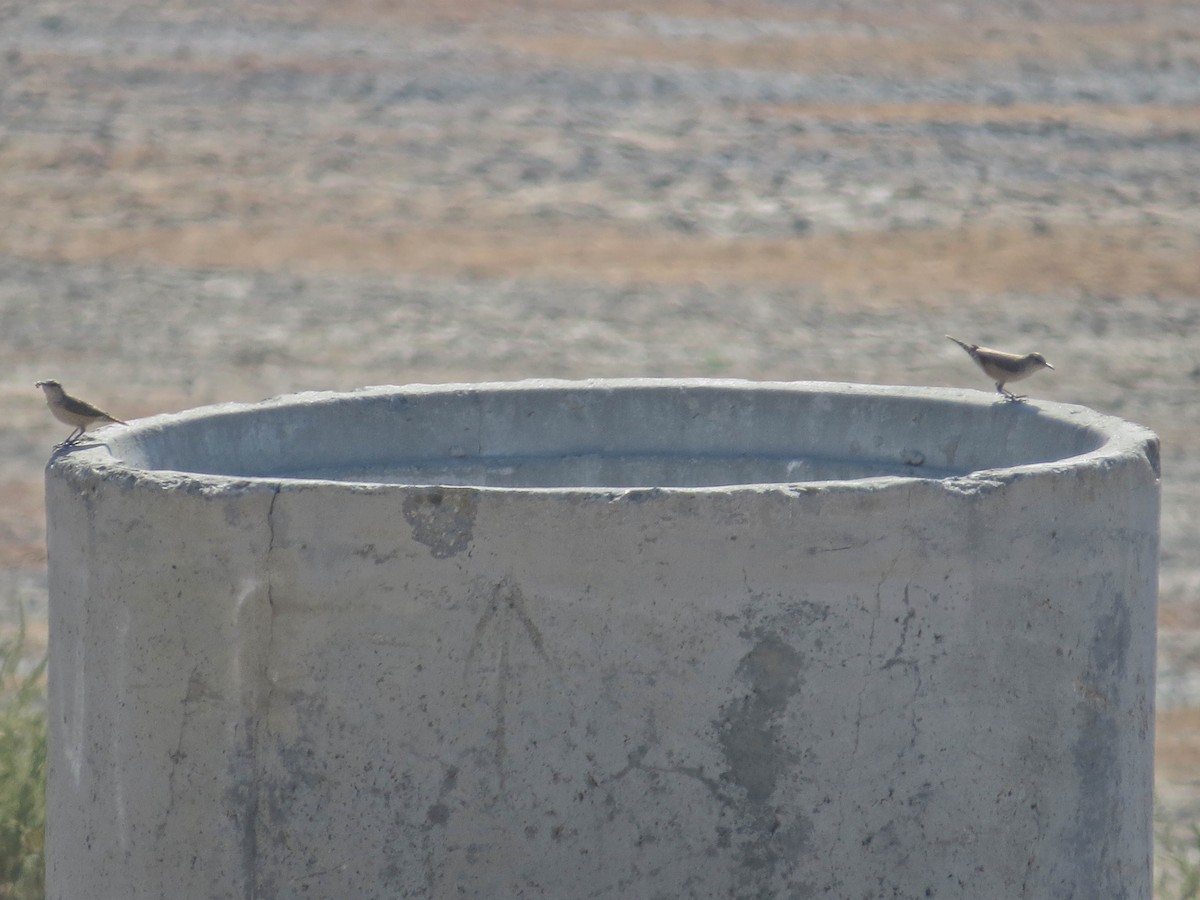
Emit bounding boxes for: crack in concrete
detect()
[1021,788,1045,897]
[844,580,925,857]
[157,662,203,841]
[883,586,918,672]
[240,484,281,900]
[606,744,732,808]
[494,638,510,792]
[852,589,882,759]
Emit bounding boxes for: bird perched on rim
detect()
[35,379,127,447]
[945,335,1054,402]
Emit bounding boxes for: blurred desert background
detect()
[2,0,1199,883]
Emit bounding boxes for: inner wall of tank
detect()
[111,384,1107,488]
[281,454,966,488]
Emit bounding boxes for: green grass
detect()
[0,611,46,900]
[1159,814,1200,900]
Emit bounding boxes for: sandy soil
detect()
[2,0,1199,842]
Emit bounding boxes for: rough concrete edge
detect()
[43,379,1161,499]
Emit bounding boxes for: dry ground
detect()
[2,0,1199,862]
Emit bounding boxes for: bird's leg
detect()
[996,383,1026,402]
[61,427,84,446]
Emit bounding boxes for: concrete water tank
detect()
[44,379,1159,899]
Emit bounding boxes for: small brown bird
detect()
[35,379,127,446]
[946,335,1054,402]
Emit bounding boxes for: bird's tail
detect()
[945,335,975,352]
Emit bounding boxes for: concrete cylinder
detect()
[45,379,1159,900]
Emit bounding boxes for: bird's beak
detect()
[1044,362,1055,370]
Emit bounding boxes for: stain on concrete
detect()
[463,579,555,791]
[402,488,476,558]
[1091,592,1132,683]
[1064,591,1133,894]
[426,767,458,828]
[718,634,805,804]
[467,580,550,667]
[352,543,400,565]
[715,634,813,893]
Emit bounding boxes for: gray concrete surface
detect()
[3,0,1200,838]
[46,380,1158,899]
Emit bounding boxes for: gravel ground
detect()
[2,0,1199,832]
